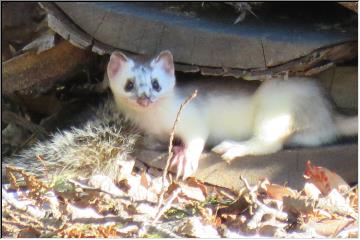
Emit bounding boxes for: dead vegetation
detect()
[2,158,358,238]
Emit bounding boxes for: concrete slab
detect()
[134,143,358,190]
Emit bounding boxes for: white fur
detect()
[108,52,357,179]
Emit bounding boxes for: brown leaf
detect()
[304,182,321,199]
[17,227,41,238]
[5,166,49,200]
[258,224,279,237]
[307,218,354,237]
[166,182,181,196]
[116,225,139,237]
[263,182,297,200]
[283,196,315,214]
[58,224,118,238]
[304,161,349,195]
[98,225,118,238]
[348,187,358,210]
[117,179,131,193]
[186,177,208,198]
[179,184,206,202]
[218,190,251,217]
[140,171,150,188]
[6,170,19,190]
[176,217,221,238]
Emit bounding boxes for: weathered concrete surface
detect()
[134,143,357,190]
[317,66,358,111]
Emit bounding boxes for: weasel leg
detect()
[213,113,294,162]
[212,140,240,155]
[218,138,283,163]
[170,138,205,180]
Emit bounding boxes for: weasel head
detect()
[107,50,175,109]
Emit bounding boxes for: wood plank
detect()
[39,2,92,49]
[2,40,94,95]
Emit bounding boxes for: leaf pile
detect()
[2,159,358,238]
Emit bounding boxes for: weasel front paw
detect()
[221,145,249,163]
[212,141,239,154]
[170,146,199,180]
[213,141,250,163]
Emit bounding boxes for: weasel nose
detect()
[137,95,151,107]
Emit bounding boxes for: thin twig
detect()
[67,179,132,201]
[153,188,181,223]
[163,90,198,183]
[154,90,197,222]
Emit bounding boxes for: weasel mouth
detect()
[137,97,152,107]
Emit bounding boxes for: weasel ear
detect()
[107,51,128,80]
[153,50,174,75]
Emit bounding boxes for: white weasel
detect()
[107,50,358,179]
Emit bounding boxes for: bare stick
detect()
[154,90,197,222]
[152,188,181,223]
[163,90,197,183]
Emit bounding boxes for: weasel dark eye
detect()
[124,79,134,92]
[152,79,161,92]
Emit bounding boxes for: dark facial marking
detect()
[124,78,134,92]
[151,78,161,92]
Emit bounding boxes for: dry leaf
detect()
[6,170,19,190]
[88,175,124,197]
[217,191,252,224]
[317,189,356,217]
[124,175,158,202]
[117,225,139,236]
[117,179,131,193]
[167,182,180,195]
[179,182,206,202]
[304,182,321,199]
[258,223,282,237]
[5,166,49,198]
[186,177,208,198]
[98,225,118,237]
[307,218,354,237]
[17,227,41,238]
[67,204,104,220]
[309,209,332,221]
[59,224,118,238]
[283,196,315,214]
[140,171,150,188]
[117,159,136,180]
[263,182,297,200]
[304,161,349,195]
[348,187,358,211]
[176,217,221,238]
